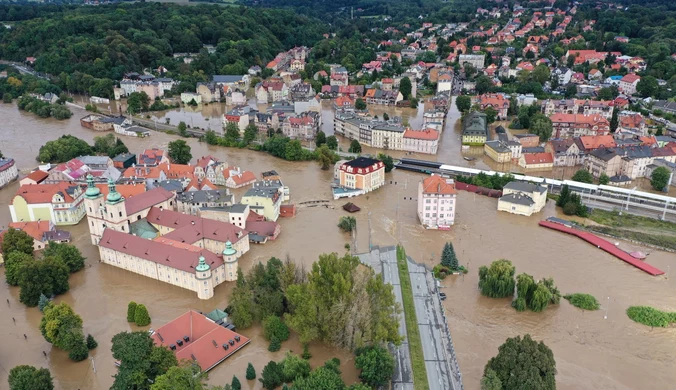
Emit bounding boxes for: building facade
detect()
[497,182,547,216]
[337,158,385,194]
[417,175,457,229]
[0,158,19,189]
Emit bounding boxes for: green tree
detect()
[483,107,498,124]
[610,108,619,133]
[285,252,401,350]
[38,294,50,312]
[37,135,92,163]
[5,251,32,286]
[225,122,241,143]
[409,97,419,109]
[68,338,90,362]
[231,376,241,390]
[19,257,70,307]
[636,76,658,98]
[399,77,412,100]
[134,304,151,326]
[259,361,284,390]
[355,98,367,110]
[285,140,304,161]
[280,352,311,383]
[326,135,338,150]
[40,302,87,360]
[383,113,389,121]
[293,366,345,390]
[246,363,256,380]
[564,83,577,98]
[651,167,671,191]
[8,365,54,390]
[263,315,290,343]
[168,140,192,164]
[441,242,459,270]
[599,173,610,185]
[476,76,493,94]
[111,331,178,390]
[151,364,205,390]
[338,216,356,232]
[315,130,327,147]
[456,95,471,113]
[205,130,219,145]
[572,169,594,184]
[127,302,138,322]
[243,123,258,145]
[377,153,394,172]
[1,228,35,257]
[530,114,553,141]
[484,335,556,390]
[87,334,98,350]
[355,345,394,388]
[177,121,188,137]
[268,338,281,352]
[556,185,570,207]
[349,140,362,153]
[480,368,502,390]
[316,145,334,170]
[531,65,551,85]
[478,259,516,298]
[127,91,150,114]
[43,242,85,273]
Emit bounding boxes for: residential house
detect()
[475,94,509,119]
[240,180,285,222]
[364,88,403,106]
[514,134,540,148]
[19,169,49,186]
[497,182,547,216]
[417,175,457,229]
[458,54,485,69]
[223,107,251,133]
[282,112,320,140]
[10,182,86,225]
[181,92,202,105]
[518,152,554,170]
[139,149,169,166]
[545,139,583,167]
[402,128,440,155]
[617,113,648,138]
[175,189,234,216]
[551,67,573,85]
[619,74,641,95]
[585,148,623,178]
[0,158,19,189]
[0,221,71,254]
[437,72,453,92]
[550,114,610,139]
[225,170,257,189]
[212,75,250,90]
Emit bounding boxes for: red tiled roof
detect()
[620,74,640,83]
[578,135,616,150]
[99,229,223,274]
[147,207,247,246]
[151,311,250,372]
[96,183,147,199]
[124,187,175,215]
[13,182,82,204]
[229,171,256,186]
[403,128,439,141]
[23,170,49,183]
[8,221,52,242]
[422,175,457,195]
[523,153,553,164]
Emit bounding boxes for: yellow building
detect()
[240,180,284,222]
[10,182,86,225]
[484,141,512,163]
[497,182,548,216]
[337,157,386,193]
[462,111,488,145]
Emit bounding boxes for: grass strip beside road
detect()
[396,245,430,390]
[584,210,676,251]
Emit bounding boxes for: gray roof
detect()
[485,140,510,154]
[176,189,233,204]
[77,155,111,166]
[504,181,546,194]
[522,146,545,154]
[150,180,184,192]
[113,153,136,162]
[590,148,619,161]
[462,112,488,137]
[499,192,535,206]
[212,75,244,83]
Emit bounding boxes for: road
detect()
[0,60,51,80]
[358,246,463,390]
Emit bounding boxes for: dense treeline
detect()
[0,3,325,87]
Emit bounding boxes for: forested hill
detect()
[0,3,325,81]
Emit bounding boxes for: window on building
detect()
[119,211,122,217]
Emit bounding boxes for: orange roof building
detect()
[550,113,611,139]
[10,182,87,225]
[417,175,457,229]
[19,170,49,186]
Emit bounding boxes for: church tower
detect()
[222,241,238,282]
[84,176,129,245]
[103,177,129,233]
[195,255,214,300]
[84,174,104,245]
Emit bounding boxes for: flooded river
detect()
[1,102,675,390]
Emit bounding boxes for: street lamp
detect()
[604,296,610,320]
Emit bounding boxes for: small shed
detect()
[342,202,361,213]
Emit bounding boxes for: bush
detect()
[259,361,284,390]
[338,216,356,232]
[127,302,137,322]
[86,334,98,350]
[302,344,312,360]
[268,338,281,352]
[134,304,151,326]
[68,339,89,362]
[626,306,676,327]
[562,202,578,215]
[231,375,241,390]
[564,294,600,311]
[478,259,516,298]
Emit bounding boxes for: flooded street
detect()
[1,101,675,390]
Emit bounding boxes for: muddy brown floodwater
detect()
[1,102,676,390]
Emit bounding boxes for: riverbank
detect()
[583,210,676,252]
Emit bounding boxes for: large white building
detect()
[84,175,248,299]
[0,158,18,189]
[497,182,547,216]
[417,175,457,230]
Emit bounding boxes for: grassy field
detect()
[396,245,430,390]
[584,210,676,251]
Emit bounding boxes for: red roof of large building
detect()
[124,187,175,215]
[421,175,457,195]
[578,135,616,150]
[99,229,223,273]
[96,183,147,199]
[13,182,82,205]
[620,74,641,84]
[151,311,250,372]
[147,207,247,246]
[7,221,52,242]
[23,170,49,184]
[403,128,440,141]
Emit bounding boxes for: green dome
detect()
[106,177,122,204]
[85,174,101,199]
[222,241,237,257]
[196,255,210,272]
